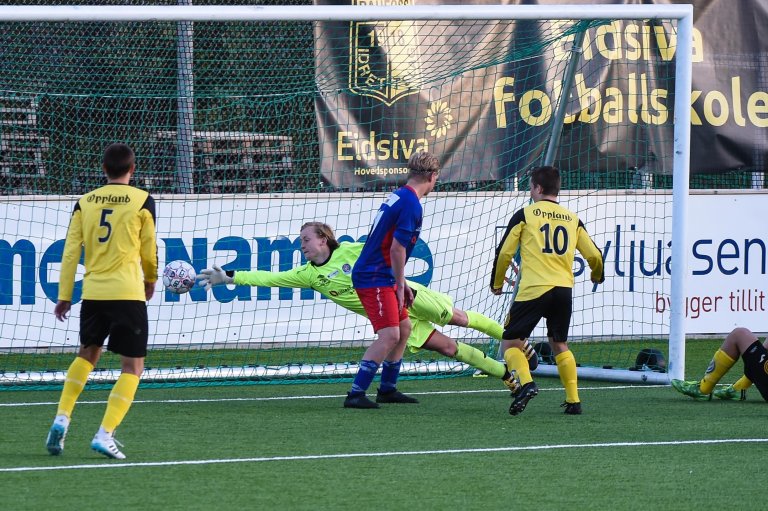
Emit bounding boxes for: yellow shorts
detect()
[406,286,453,352]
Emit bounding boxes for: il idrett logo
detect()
[348,0,423,106]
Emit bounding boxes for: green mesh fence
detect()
[0,5,705,389]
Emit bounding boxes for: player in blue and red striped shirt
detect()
[345,152,440,409]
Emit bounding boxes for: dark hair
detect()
[407,151,440,182]
[102,143,135,179]
[300,221,340,251]
[530,165,561,196]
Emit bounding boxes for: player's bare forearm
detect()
[390,239,407,286]
[402,282,414,308]
[390,240,408,309]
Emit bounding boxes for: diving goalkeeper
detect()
[198,221,536,393]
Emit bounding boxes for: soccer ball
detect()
[162,260,196,294]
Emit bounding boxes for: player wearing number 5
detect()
[490,166,604,416]
[46,143,158,459]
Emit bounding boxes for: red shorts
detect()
[356,285,409,333]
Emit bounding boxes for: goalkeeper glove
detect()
[197,265,234,291]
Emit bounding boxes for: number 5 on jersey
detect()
[99,209,113,242]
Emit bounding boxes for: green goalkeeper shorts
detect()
[406,286,454,352]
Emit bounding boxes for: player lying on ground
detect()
[671,327,764,401]
[198,222,537,396]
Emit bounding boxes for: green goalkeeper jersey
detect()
[232,241,436,322]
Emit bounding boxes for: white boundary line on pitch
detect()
[2,438,766,473]
[0,384,668,407]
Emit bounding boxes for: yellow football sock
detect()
[455,341,505,378]
[733,375,753,391]
[555,350,579,404]
[504,347,532,385]
[101,373,140,433]
[466,311,504,340]
[700,349,736,394]
[57,357,94,418]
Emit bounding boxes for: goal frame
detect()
[0,4,693,385]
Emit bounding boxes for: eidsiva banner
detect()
[314,0,513,188]
[314,0,768,188]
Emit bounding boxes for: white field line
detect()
[0,384,668,407]
[2,438,766,473]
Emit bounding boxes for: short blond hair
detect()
[300,221,340,250]
[407,151,440,182]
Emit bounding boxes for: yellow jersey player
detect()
[672,327,765,402]
[46,143,158,459]
[490,165,604,416]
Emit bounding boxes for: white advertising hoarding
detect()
[0,191,765,350]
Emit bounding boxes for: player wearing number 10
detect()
[490,165,604,416]
[46,143,158,460]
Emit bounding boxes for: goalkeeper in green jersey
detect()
[198,221,536,394]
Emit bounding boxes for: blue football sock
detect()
[379,359,402,393]
[350,360,379,394]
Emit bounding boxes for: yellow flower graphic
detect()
[425,101,453,138]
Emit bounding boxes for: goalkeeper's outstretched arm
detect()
[197,264,311,291]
